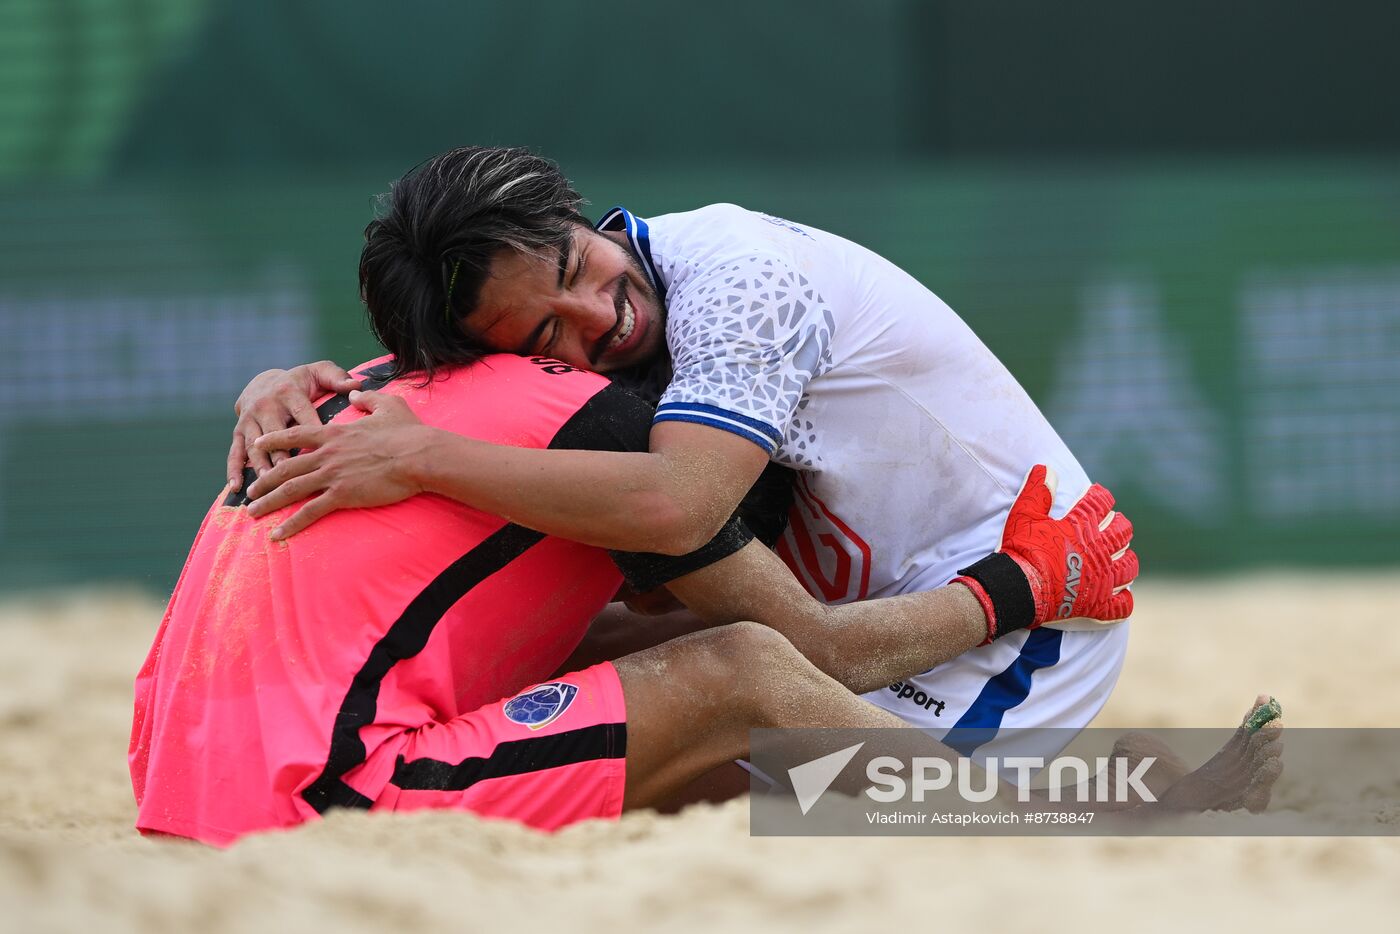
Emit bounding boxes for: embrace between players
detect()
[129,148,1281,846]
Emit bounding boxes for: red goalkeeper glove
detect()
[954,465,1138,644]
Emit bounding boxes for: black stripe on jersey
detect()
[389,722,626,793]
[302,378,633,814]
[300,376,757,814]
[224,361,397,508]
[302,520,548,813]
[546,381,653,453]
[305,361,396,424]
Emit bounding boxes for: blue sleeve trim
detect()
[654,402,781,454]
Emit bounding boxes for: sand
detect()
[3,576,1399,933]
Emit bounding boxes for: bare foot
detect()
[1154,694,1284,814]
[1102,730,1190,807]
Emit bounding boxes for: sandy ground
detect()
[3,576,1399,933]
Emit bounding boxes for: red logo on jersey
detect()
[775,475,871,603]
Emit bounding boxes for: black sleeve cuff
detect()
[608,515,755,593]
[544,381,765,592]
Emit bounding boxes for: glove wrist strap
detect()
[954,552,1037,640]
[952,576,999,645]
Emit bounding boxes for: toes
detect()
[1242,758,1284,813]
[1244,696,1283,734]
[1240,697,1265,727]
[1249,719,1284,751]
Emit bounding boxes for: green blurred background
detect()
[2,0,1397,592]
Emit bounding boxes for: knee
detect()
[685,622,823,720]
[695,621,801,674]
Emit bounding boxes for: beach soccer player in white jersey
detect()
[231,147,1153,761]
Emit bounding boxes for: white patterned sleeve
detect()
[656,252,836,455]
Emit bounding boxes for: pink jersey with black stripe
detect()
[129,354,626,846]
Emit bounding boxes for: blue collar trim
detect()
[595,206,664,301]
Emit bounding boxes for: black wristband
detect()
[955,553,1036,638]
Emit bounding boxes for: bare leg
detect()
[653,763,751,813]
[1087,731,1190,810]
[609,625,1283,817]
[613,622,914,809]
[1106,731,1190,795]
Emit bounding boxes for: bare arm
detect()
[664,540,986,695]
[637,464,1138,695]
[247,392,768,554]
[407,420,766,554]
[549,552,984,696]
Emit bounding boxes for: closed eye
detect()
[538,319,561,355]
[520,315,560,357]
[572,248,587,288]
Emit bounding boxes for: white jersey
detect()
[596,204,1128,749]
[603,204,1098,618]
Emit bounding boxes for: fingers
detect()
[253,424,328,462]
[241,420,274,477]
[286,393,321,430]
[226,437,245,491]
[1112,548,1140,592]
[349,389,381,413]
[274,395,324,467]
[349,389,410,417]
[1008,464,1055,519]
[242,402,305,472]
[307,360,362,394]
[227,433,247,490]
[1068,482,1115,527]
[1104,588,1134,621]
[246,448,320,507]
[228,429,250,488]
[229,364,347,481]
[1100,509,1134,553]
[247,469,327,519]
[270,492,338,540]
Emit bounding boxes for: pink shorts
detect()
[370,662,628,831]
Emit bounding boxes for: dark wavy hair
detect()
[359,146,591,379]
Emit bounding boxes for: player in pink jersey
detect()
[133,354,641,843]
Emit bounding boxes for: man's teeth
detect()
[608,299,635,349]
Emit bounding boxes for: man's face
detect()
[467,224,666,373]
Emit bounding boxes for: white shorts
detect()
[861,622,1131,761]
